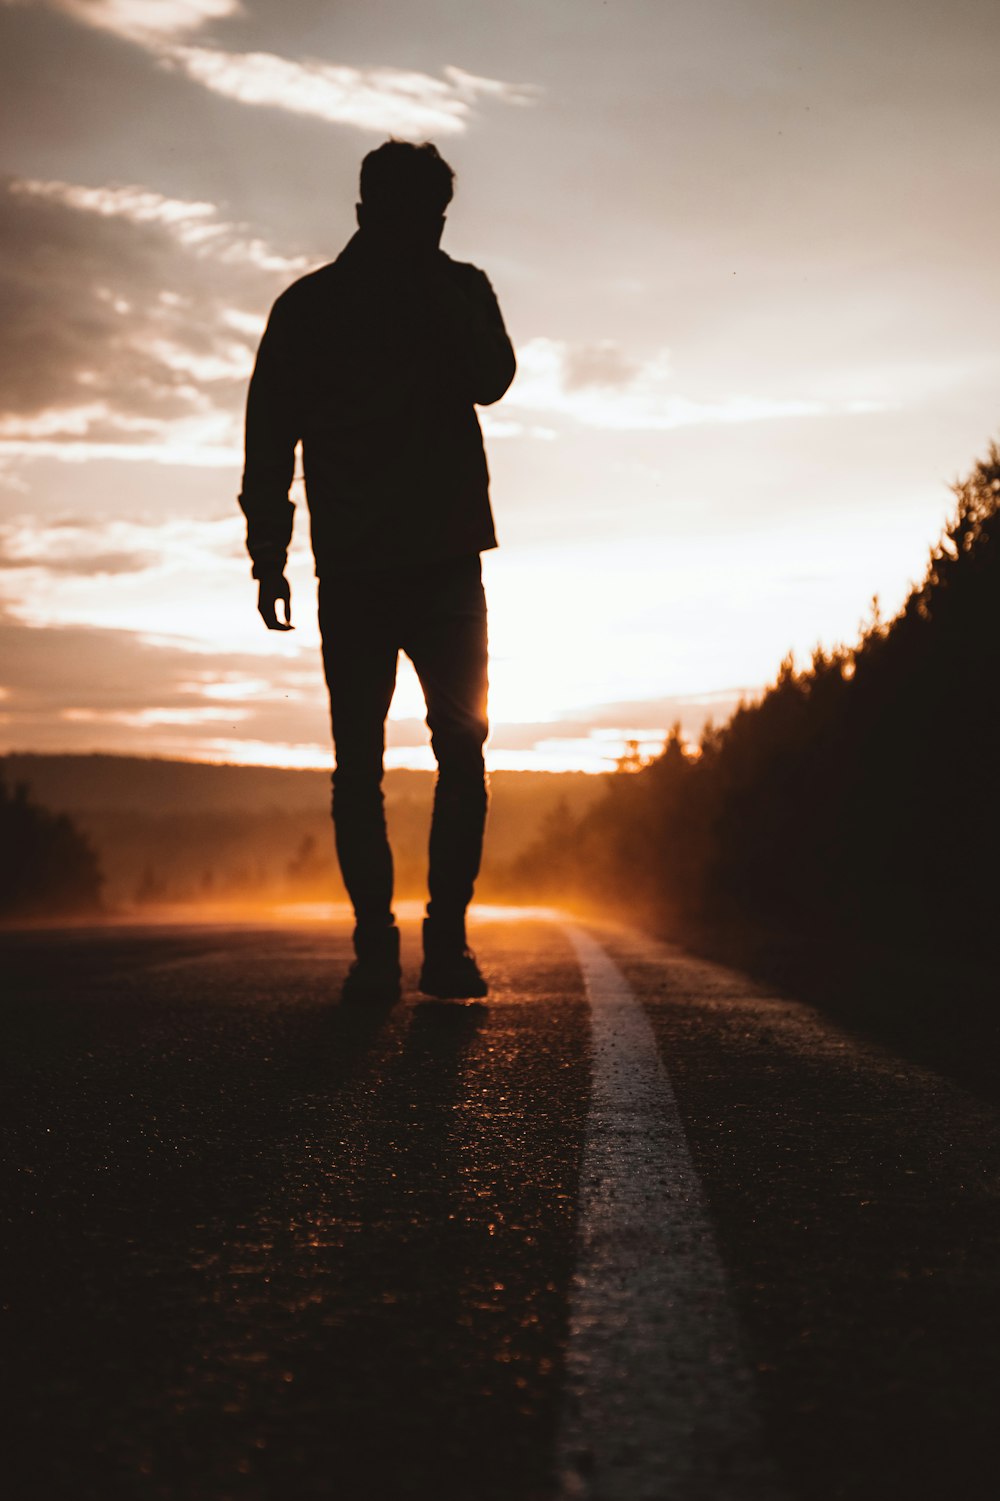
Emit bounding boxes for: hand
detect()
[257,572,293,631]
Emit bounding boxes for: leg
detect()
[318,577,399,946]
[404,556,490,948]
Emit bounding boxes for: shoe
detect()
[340,956,402,1005]
[340,924,401,1005]
[419,946,489,1000]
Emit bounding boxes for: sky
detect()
[1,0,998,773]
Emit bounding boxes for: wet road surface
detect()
[2,908,999,1500]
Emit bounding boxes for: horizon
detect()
[2,0,999,771]
[0,747,611,777]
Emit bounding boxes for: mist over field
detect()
[1,753,604,912]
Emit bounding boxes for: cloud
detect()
[0,596,752,771]
[31,0,536,138]
[562,341,645,392]
[0,512,303,662]
[0,175,309,466]
[0,514,758,770]
[41,0,243,43]
[0,514,243,589]
[0,436,242,467]
[0,167,882,479]
[10,177,308,272]
[0,516,157,577]
[0,402,157,440]
[162,50,535,137]
[1,550,152,577]
[507,338,840,432]
[478,414,557,441]
[0,604,331,760]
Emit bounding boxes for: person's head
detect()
[356,139,455,253]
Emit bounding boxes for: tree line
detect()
[0,776,103,919]
[509,442,1000,967]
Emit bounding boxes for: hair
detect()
[359,140,455,218]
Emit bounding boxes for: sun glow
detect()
[3,0,996,779]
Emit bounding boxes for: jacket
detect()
[238,231,516,577]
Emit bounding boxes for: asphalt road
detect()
[2,908,999,1501]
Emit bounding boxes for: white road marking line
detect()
[557,924,781,1501]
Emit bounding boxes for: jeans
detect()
[318,553,489,943]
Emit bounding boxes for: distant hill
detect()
[5,754,342,816]
[2,754,604,910]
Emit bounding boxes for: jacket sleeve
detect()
[238,294,299,579]
[435,265,517,407]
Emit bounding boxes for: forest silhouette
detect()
[510,441,1000,984]
[0,775,102,918]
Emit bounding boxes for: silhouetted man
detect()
[239,141,516,1003]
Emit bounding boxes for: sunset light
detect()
[2,0,998,777]
[4,7,999,1498]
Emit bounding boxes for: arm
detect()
[238,295,298,629]
[430,265,517,407]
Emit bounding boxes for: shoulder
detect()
[439,254,501,306]
[268,261,345,324]
[441,253,491,286]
